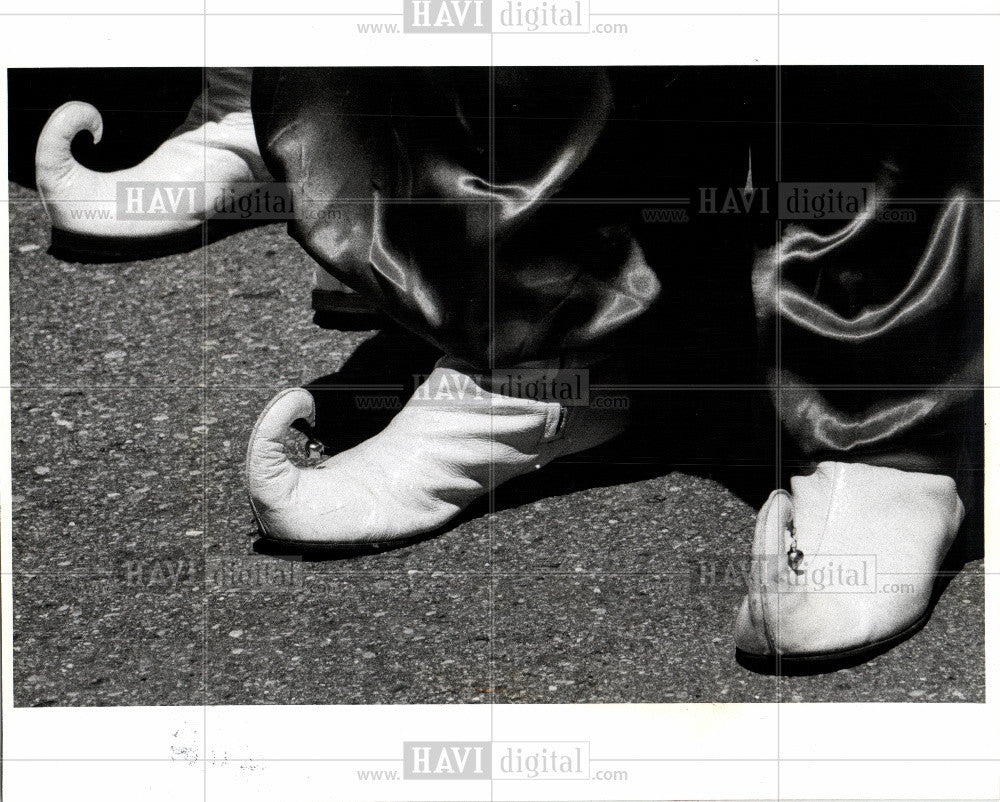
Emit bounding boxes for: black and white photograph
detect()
[1,4,997,802]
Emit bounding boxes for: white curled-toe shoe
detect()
[245,359,627,545]
[35,67,270,254]
[735,461,965,665]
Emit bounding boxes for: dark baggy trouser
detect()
[251,66,983,480]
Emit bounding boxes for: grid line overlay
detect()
[0,4,995,802]
[200,33,209,802]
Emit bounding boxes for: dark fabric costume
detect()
[251,67,983,478]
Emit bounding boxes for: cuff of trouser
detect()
[435,356,568,393]
[433,356,627,441]
[795,424,969,478]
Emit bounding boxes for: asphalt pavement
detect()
[8,182,985,706]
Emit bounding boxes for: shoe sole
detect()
[311,308,386,331]
[311,288,384,331]
[49,221,261,263]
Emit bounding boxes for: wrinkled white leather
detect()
[735,462,964,657]
[245,361,627,544]
[36,67,271,237]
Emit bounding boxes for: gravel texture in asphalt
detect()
[8,182,985,705]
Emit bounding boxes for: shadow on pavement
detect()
[251,321,983,572]
[253,322,782,561]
